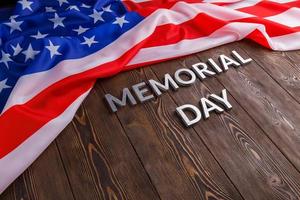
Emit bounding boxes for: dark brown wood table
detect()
[1,40,300,200]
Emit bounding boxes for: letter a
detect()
[201,97,224,119]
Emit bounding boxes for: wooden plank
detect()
[196,42,300,171]
[0,187,13,200]
[2,40,300,200]
[0,142,74,200]
[284,50,300,71]
[55,88,159,200]
[238,40,300,102]
[150,51,300,200]
[100,68,244,200]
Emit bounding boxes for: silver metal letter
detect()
[192,62,216,80]
[207,58,223,73]
[209,89,232,110]
[148,73,179,96]
[231,50,252,65]
[219,54,240,71]
[132,82,154,103]
[174,68,197,86]
[176,104,202,127]
[105,88,137,112]
[200,97,224,119]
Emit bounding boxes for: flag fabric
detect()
[1,0,300,193]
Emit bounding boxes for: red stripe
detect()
[123,0,204,16]
[245,29,271,49]
[0,40,146,158]
[238,1,300,18]
[136,11,300,50]
[132,12,298,50]
[232,17,300,37]
[123,0,242,16]
[0,80,94,159]
[143,12,227,48]
[127,2,300,49]
[124,1,300,48]
[124,0,300,18]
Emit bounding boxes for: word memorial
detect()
[104,50,253,127]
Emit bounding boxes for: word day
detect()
[176,89,232,127]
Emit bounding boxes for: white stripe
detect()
[271,32,300,50]
[226,0,298,8]
[0,88,91,194]
[2,2,252,113]
[265,7,300,28]
[127,22,300,66]
[225,0,262,9]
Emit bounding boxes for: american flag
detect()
[0,0,300,193]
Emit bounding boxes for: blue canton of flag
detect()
[0,0,144,112]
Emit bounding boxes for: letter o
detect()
[174,68,197,86]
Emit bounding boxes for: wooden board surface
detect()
[1,40,300,200]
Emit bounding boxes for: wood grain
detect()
[0,143,74,200]
[55,88,159,200]
[197,43,300,171]
[2,41,300,200]
[151,53,300,200]
[238,41,300,102]
[100,67,243,200]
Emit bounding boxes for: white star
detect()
[0,51,12,68]
[11,43,23,56]
[102,5,112,13]
[0,79,11,93]
[81,3,91,8]
[31,30,48,39]
[57,0,68,6]
[73,26,89,35]
[46,40,62,58]
[18,0,33,11]
[22,44,40,62]
[89,9,104,24]
[112,16,129,28]
[4,19,23,33]
[45,7,56,12]
[68,5,80,11]
[49,13,66,29]
[81,36,98,47]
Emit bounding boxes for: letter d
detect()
[176,104,202,127]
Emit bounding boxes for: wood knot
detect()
[267,174,282,187]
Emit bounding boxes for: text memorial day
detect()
[104,50,252,127]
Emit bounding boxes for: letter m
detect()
[105,88,137,112]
